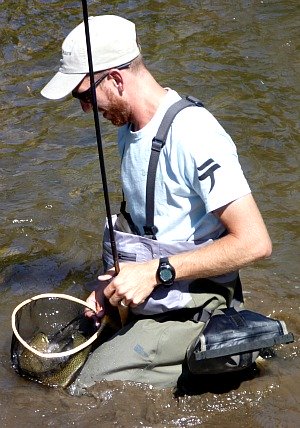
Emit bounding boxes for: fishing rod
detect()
[80,1,129,325]
[80,0,119,276]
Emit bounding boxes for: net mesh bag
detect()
[11,293,101,388]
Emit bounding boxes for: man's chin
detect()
[101,107,129,126]
[106,115,127,127]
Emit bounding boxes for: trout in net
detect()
[11,294,121,388]
[16,331,92,388]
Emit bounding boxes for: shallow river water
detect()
[0,0,299,427]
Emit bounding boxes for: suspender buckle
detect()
[151,137,165,152]
[143,225,158,240]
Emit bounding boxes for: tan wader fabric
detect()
[72,317,205,391]
[71,288,229,392]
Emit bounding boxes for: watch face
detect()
[157,257,175,286]
[160,267,173,283]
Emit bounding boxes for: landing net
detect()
[11,293,100,387]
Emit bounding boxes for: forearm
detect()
[102,228,271,308]
[166,196,272,281]
[168,232,270,282]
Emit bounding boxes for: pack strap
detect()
[143,96,204,239]
[119,198,141,235]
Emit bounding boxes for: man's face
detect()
[73,72,131,127]
[101,87,131,127]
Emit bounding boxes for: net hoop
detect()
[11,293,101,359]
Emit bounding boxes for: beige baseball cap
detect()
[41,15,140,100]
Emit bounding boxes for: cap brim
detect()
[41,71,86,100]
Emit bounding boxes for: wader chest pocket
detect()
[103,242,137,262]
[117,251,137,262]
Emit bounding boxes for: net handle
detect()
[11,293,102,359]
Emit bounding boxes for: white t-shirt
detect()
[118,89,251,243]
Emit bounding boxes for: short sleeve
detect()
[172,107,251,213]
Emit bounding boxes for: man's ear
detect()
[109,70,124,93]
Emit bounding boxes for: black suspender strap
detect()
[120,198,141,235]
[143,95,204,239]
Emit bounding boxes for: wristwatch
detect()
[156,257,175,285]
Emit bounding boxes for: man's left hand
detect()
[100,261,157,307]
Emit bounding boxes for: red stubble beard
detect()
[100,89,131,127]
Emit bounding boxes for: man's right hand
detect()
[84,276,112,326]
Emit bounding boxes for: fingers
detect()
[84,310,102,328]
[98,262,151,308]
[107,293,126,307]
[107,293,141,308]
[97,271,121,306]
[102,264,147,307]
[85,270,115,313]
[85,291,104,320]
[98,269,115,283]
[104,282,129,307]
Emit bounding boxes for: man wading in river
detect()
[41,15,272,391]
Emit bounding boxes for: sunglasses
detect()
[72,72,109,103]
[72,62,132,103]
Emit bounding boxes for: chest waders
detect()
[102,96,294,374]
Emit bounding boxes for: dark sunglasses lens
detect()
[72,73,108,102]
[72,89,91,103]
